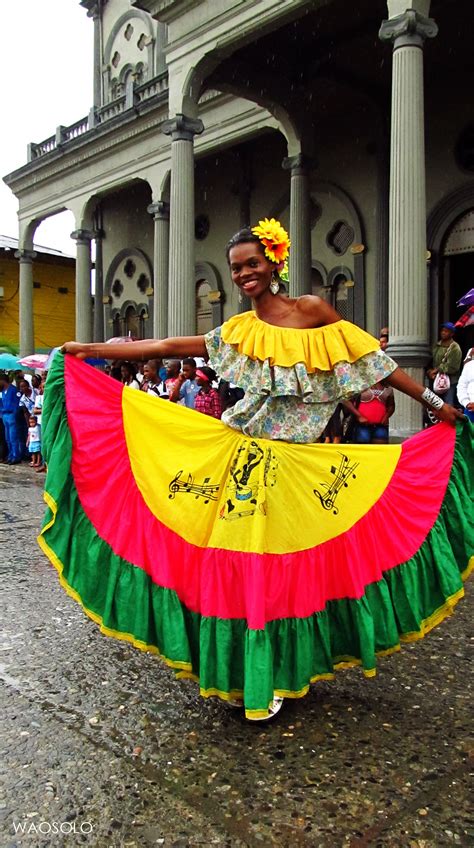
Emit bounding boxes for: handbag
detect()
[433,372,450,394]
[433,343,454,394]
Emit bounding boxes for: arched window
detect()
[196,279,213,334]
[331,272,354,321]
[311,267,331,303]
[139,308,148,340]
[311,263,331,303]
[124,304,139,338]
[112,312,122,337]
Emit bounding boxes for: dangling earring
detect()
[238,290,243,304]
[270,271,279,295]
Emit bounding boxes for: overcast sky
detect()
[0,0,94,255]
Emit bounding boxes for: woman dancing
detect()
[41,218,472,721]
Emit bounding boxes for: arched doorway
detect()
[442,209,474,307]
[427,184,474,350]
[194,262,224,332]
[442,209,474,353]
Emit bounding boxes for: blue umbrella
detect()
[0,352,22,370]
[85,357,108,366]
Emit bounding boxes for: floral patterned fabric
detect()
[205,322,398,443]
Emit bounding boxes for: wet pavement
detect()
[0,462,472,848]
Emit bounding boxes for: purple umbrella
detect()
[457,288,474,308]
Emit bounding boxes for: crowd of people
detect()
[103,355,241,420]
[0,371,46,470]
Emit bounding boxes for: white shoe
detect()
[249,696,284,721]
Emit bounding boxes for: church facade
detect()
[3,0,473,436]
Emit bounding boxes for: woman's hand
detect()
[466,402,474,411]
[433,403,465,425]
[61,342,91,359]
[386,368,465,428]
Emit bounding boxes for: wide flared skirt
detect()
[38,354,473,719]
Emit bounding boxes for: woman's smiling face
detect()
[228,242,274,300]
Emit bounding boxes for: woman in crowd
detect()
[120,361,140,390]
[344,383,395,444]
[41,218,472,721]
[427,322,463,407]
[194,366,222,419]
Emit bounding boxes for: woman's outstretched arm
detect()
[62,336,207,361]
[386,367,464,426]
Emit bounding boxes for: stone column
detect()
[379,7,438,439]
[374,123,390,335]
[282,154,312,297]
[71,229,94,343]
[162,114,204,336]
[147,201,170,339]
[15,249,36,356]
[93,229,104,342]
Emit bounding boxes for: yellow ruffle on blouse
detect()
[220,313,381,373]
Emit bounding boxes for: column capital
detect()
[379,10,438,48]
[281,154,315,174]
[80,1,101,19]
[147,201,170,220]
[162,113,204,142]
[14,249,36,263]
[71,229,95,245]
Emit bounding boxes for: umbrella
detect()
[457,288,474,308]
[18,354,49,370]
[455,305,474,328]
[0,353,22,370]
[85,357,108,366]
[106,336,137,344]
[45,347,61,370]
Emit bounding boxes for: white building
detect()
[3,0,473,436]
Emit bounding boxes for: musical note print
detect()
[220,440,278,521]
[168,470,220,503]
[313,453,359,515]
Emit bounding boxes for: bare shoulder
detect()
[294,295,341,327]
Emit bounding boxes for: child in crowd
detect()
[33,379,46,473]
[27,414,42,468]
[194,367,223,419]
[164,360,182,397]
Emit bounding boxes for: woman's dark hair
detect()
[198,366,217,382]
[120,361,137,379]
[225,227,281,292]
[225,227,265,263]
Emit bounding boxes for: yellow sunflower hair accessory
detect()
[251,218,291,264]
